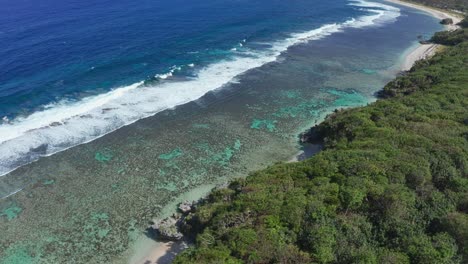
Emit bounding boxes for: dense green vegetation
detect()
[460,17,468,27]
[173,19,468,264]
[408,0,468,11]
[429,19,468,45]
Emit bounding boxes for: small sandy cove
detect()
[385,0,463,71]
[131,241,187,264]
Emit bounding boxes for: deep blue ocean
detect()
[1,0,361,118]
[0,0,439,175]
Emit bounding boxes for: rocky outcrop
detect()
[299,126,322,144]
[151,216,183,241]
[178,200,195,214]
[149,200,198,241]
[440,18,454,25]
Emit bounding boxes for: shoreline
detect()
[385,0,463,29]
[400,43,440,71]
[128,2,461,263]
[385,0,462,72]
[129,239,188,264]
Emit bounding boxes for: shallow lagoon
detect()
[0,3,442,263]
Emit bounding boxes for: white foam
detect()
[154,72,172,79]
[0,0,400,177]
[348,0,400,26]
[154,65,182,79]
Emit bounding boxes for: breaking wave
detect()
[0,0,400,180]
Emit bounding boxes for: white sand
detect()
[400,43,439,71]
[130,240,188,264]
[385,0,463,71]
[385,0,462,30]
[125,185,215,264]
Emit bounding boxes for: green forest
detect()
[173,18,468,264]
[408,0,468,11]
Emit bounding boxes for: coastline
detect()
[385,0,463,29]
[386,0,462,71]
[400,43,440,71]
[130,3,462,264]
[385,0,462,71]
[124,184,216,264]
[129,239,188,264]
[165,21,468,263]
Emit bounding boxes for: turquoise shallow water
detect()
[0,1,443,263]
[0,0,364,177]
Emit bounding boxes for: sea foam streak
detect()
[0,0,400,180]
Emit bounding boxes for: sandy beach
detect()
[128,2,464,264]
[400,43,439,71]
[385,0,462,71]
[130,240,188,264]
[385,0,462,29]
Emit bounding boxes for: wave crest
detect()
[0,0,400,184]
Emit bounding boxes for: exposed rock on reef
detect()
[178,200,194,214]
[149,200,198,241]
[299,126,322,144]
[151,217,183,241]
[440,18,453,25]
